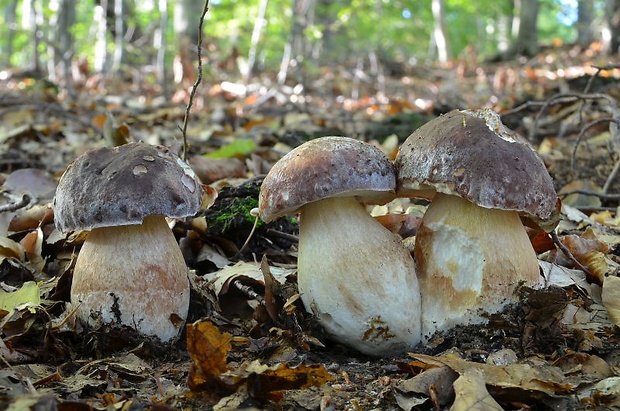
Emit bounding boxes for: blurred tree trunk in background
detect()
[577,0,594,46]
[111,0,124,73]
[514,0,539,56]
[430,0,449,63]
[279,0,315,85]
[4,0,18,67]
[21,0,42,74]
[49,0,75,95]
[155,0,169,95]
[94,1,108,72]
[496,0,514,54]
[246,0,269,82]
[606,0,620,53]
[173,0,205,83]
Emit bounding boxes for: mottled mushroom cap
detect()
[54,142,203,232]
[395,109,559,231]
[259,136,396,222]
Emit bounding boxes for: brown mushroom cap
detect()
[259,136,396,222]
[395,109,558,229]
[54,142,203,232]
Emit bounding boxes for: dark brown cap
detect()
[395,109,558,230]
[259,136,396,222]
[54,142,203,232]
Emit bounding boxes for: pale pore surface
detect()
[298,196,421,356]
[414,193,540,339]
[71,215,190,342]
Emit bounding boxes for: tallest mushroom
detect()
[395,109,559,338]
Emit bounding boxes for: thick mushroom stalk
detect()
[414,193,541,337]
[259,136,422,356]
[299,196,421,355]
[54,143,204,342]
[395,109,558,339]
[72,215,190,342]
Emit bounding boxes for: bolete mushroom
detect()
[395,109,559,338]
[259,136,421,356]
[54,142,204,342]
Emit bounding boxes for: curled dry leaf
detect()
[553,227,610,284]
[409,352,576,398]
[450,368,504,411]
[395,365,458,408]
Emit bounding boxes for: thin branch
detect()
[180,0,210,162]
[0,194,30,212]
[551,231,596,281]
[570,117,620,174]
[529,93,616,141]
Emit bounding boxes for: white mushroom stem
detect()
[297,196,421,356]
[71,215,190,342]
[414,193,542,339]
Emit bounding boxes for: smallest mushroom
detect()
[259,136,421,356]
[54,142,204,342]
[395,109,559,338]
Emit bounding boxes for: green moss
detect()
[208,196,263,235]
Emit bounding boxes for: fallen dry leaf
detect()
[186,319,236,392]
[409,352,576,397]
[450,367,504,411]
[602,275,620,327]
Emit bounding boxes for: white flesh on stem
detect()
[71,215,190,342]
[298,196,421,356]
[414,193,542,339]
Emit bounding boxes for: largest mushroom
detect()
[395,109,559,338]
[259,136,421,356]
[54,142,204,342]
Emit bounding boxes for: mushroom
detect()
[54,142,204,342]
[394,109,559,338]
[259,136,421,356]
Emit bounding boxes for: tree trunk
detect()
[111,0,124,73]
[605,0,620,53]
[577,0,595,46]
[94,1,108,72]
[173,0,205,83]
[431,0,449,63]
[245,0,269,82]
[514,0,539,56]
[155,0,168,95]
[496,0,514,53]
[49,0,76,96]
[4,0,18,67]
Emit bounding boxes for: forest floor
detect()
[2,43,620,410]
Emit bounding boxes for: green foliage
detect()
[0,0,599,72]
[208,196,263,235]
[205,139,257,158]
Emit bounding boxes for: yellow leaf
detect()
[602,276,620,327]
[0,281,40,312]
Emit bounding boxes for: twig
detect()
[180,0,210,162]
[235,214,259,258]
[232,278,265,306]
[570,117,620,175]
[265,228,299,243]
[551,231,595,280]
[0,194,30,212]
[529,93,615,141]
